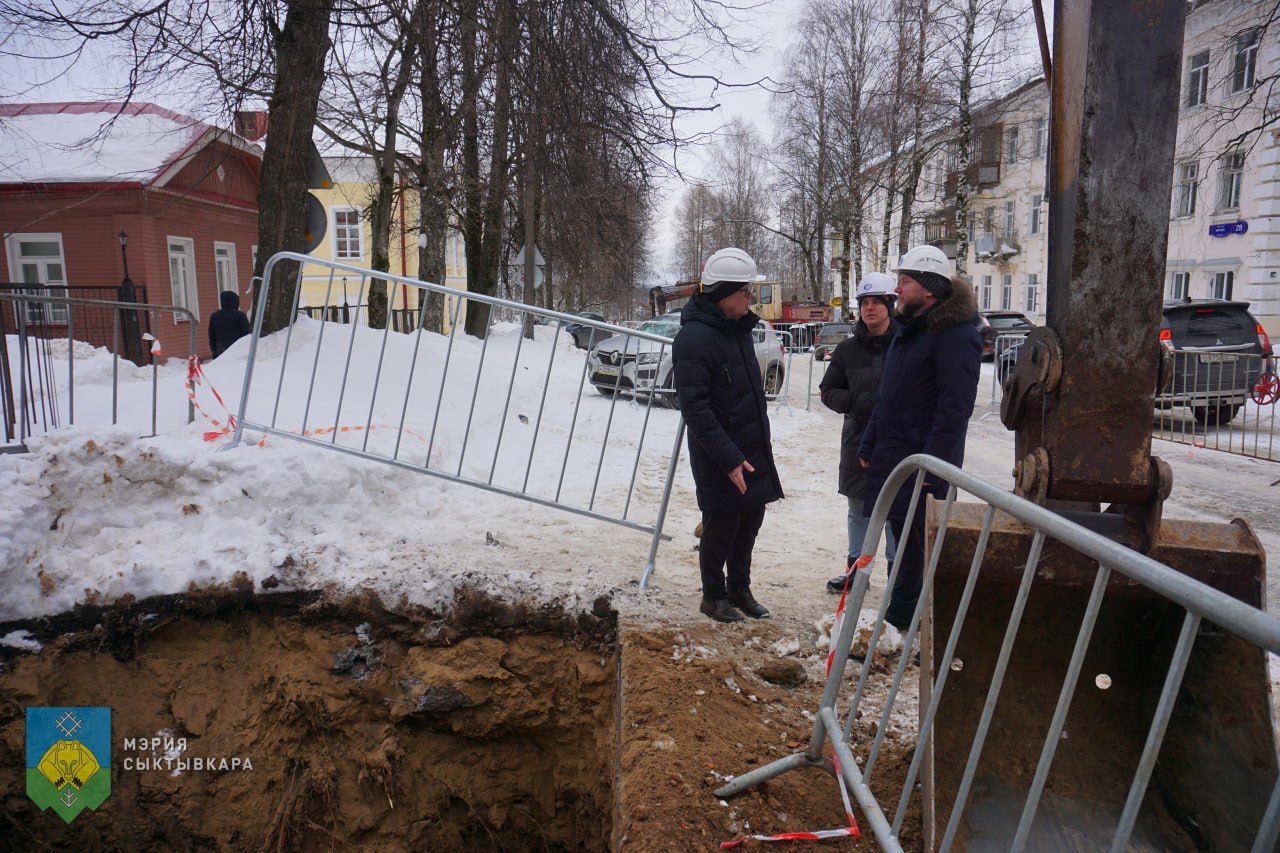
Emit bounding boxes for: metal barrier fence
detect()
[230,253,688,584]
[0,292,195,447]
[716,453,1280,850]
[991,340,1278,462]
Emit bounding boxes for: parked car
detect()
[812,322,854,361]
[998,299,1272,425]
[975,310,1035,360]
[588,314,786,407]
[559,311,609,350]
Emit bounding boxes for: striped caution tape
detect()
[186,356,432,449]
[719,556,873,848]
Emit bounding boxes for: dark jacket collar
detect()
[681,291,760,336]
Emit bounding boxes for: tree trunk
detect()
[255,0,335,335]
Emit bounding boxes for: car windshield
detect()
[638,318,680,338]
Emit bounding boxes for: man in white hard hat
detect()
[856,245,981,629]
[819,272,901,594]
[672,247,784,624]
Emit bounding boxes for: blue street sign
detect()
[1209,220,1248,238]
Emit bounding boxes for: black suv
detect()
[998,299,1272,425]
[975,311,1035,360]
[1158,299,1272,424]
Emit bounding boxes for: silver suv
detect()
[588,314,786,407]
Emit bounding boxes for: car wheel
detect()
[1191,402,1242,426]
[764,364,783,396]
[658,374,678,408]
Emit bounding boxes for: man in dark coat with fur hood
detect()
[857,244,981,629]
[673,247,784,624]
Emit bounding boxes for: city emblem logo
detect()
[26,707,112,823]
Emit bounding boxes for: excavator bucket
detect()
[920,0,1276,848]
[922,505,1273,850]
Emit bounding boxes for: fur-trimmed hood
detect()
[924,275,978,332]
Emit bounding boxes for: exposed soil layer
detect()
[0,588,919,851]
[0,588,618,852]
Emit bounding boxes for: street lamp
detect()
[117,231,136,302]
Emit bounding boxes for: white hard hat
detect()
[896,244,953,278]
[855,272,896,299]
[700,247,758,290]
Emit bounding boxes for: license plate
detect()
[1199,353,1238,364]
[596,364,619,377]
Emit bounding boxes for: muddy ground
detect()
[0,586,919,852]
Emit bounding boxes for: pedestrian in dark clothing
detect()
[673,247,784,624]
[208,290,250,358]
[857,245,981,630]
[819,273,901,594]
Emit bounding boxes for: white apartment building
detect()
[855,0,1278,336]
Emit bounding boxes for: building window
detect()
[983,207,996,236]
[1218,150,1244,210]
[967,212,977,243]
[981,275,992,310]
[1232,28,1259,93]
[1005,126,1019,164]
[1033,117,1047,158]
[214,242,238,295]
[333,208,363,260]
[1209,270,1234,300]
[1025,273,1039,313]
[4,233,69,324]
[1184,50,1209,107]
[1030,194,1044,234]
[168,237,198,321]
[1174,162,1198,218]
[1001,274,1013,310]
[1168,271,1190,301]
[1003,201,1016,238]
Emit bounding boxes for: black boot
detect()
[826,555,857,594]
[700,597,745,623]
[727,585,770,619]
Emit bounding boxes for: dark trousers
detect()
[699,505,767,599]
[884,491,928,630]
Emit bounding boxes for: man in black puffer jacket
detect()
[673,247,784,624]
[208,289,251,359]
[819,273,901,594]
[857,245,981,630]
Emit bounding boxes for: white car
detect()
[588,314,786,407]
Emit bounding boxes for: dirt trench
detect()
[0,587,918,852]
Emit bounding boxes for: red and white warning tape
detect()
[720,555,874,847]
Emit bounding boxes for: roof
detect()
[0,101,262,187]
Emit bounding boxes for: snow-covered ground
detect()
[2,323,1277,638]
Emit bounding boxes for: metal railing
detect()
[993,340,1278,462]
[1,292,195,447]
[229,253,687,585]
[716,453,1280,850]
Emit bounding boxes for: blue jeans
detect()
[847,495,897,562]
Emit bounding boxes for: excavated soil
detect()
[0,587,920,851]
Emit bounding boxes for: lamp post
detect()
[117,230,141,362]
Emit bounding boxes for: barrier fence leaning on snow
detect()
[715,453,1280,851]
[230,252,695,585]
[0,291,196,447]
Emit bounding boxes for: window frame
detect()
[1000,274,1013,310]
[1168,271,1190,301]
[1033,117,1047,159]
[1025,273,1039,313]
[167,235,199,322]
[1003,200,1017,238]
[332,206,364,261]
[1185,50,1209,108]
[1232,28,1259,94]
[1030,194,1044,235]
[4,232,69,325]
[1174,161,1198,218]
[981,275,992,310]
[213,241,238,296]
[1218,150,1245,211]
[1209,270,1234,300]
[1005,126,1019,164]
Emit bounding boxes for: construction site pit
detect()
[0,586,914,851]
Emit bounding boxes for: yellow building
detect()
[300,156,468,329]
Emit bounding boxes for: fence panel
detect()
[0,292,194,447]
[231,253,689,584]
[716,453,1280,850]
